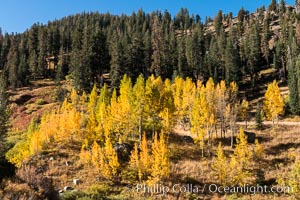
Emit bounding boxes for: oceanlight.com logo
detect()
[129,184,293,196]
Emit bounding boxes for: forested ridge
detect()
[0,0,299,105]
[1,0,300,199]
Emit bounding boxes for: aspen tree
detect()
[132,75,146,141]
[145,75,163,135]
[110,89,121,139]
[140,132,151,176]
[181,77,196,129]
[213,143,230,186]
[240,99,249,128]
[160,79,175,133]
[230,128,253,185]
[263,80,285,127]
[254,139,264,160]
[104,136,120,179]
[149,132,169,184]
[215,80,228,138]
[86,84,98,141]
[172,77,184,124]
[205,78,216,144]
[191,86,208,157]
[118,75,134,139]
[129,143,142,181]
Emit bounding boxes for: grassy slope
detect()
[2,71,300,200]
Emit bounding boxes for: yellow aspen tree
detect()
[229,128,253,185]
[240,99,249,128]
[226,103,239,148]
[140,132,151,177]
[160,79,175,133]
[70,88,79,108]
[91,141,101,170]
[254,139,264,160]
[104,136,120,179]
[79,148,91,165]
[181,77,196,130]
[213,143,230,186]
[132,75,146,141]
[149,132,169,184]
[129,143,142,181]
[145,75,163,135]
[110,89,121,139]
[205,77,216,144]
[191,86,208,157]
[215,80,228,138]
[6,119,38,167]
[96,101,108,141]
[228,81,238,104]
[263,80,285,127]
[172,76,184,124]
[86,84,98,141]
[95,84,111,141]
[118,75,134,140]
[97,83,110,105]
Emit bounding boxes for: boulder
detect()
[73,179,80,185]
[114,143,132,163]
[64,186,74,191]
[245,131,256,143]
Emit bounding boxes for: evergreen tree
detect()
[225,30,240,84]
[248,22,261,87]
[288,54,300,114]
[110,34,124,89]
[0,73,8,138]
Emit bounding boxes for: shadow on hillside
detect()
[265,142,300,155]
[14,94,33,105]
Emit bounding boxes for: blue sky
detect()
[0,0,294,34]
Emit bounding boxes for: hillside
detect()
[1,1,300,200]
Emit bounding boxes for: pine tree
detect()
[0,73,9,161]
[288,53,300,114]
[248,22,261,88]
[225,31,240,84]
